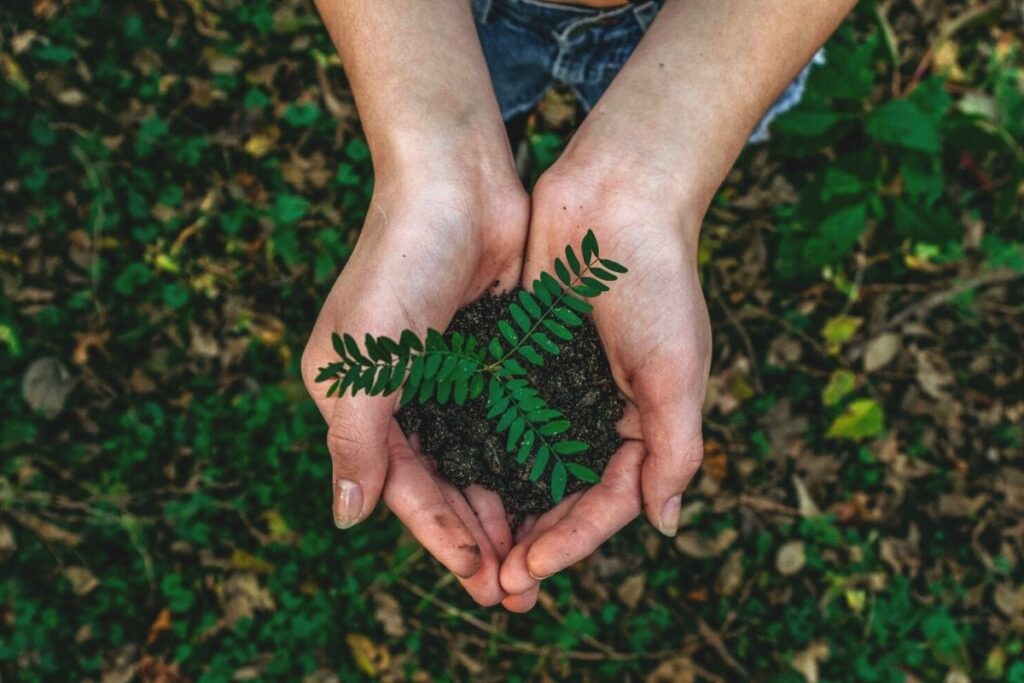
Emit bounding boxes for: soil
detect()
[396,290,624,522]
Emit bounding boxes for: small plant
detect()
[315,230,627,502]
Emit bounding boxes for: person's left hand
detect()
[497,155,712,612]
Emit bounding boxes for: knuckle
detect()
[325,418,373,461]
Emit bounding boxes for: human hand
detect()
[301,155,528,606]
[498,158,712,612]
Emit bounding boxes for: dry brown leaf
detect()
[791,641,830,683]
[646,656,696,683]
[216,573,275,627]
[675,528,738,559]
[373,592,406,638]
[793,475,822,517]
[914,348,955,400]
[137,655,188,683]
[9,510,82,546]
[993,583,1022,618]
[303,671,340,683]
[716,550,744,597]
[147,608,172,645]
[616,573,646,609]
[22,356,72,419]
[101,645,138,683]
[864,332,901,372]
[0,524,15,563]
[73,330,110,365]
[776,540,806,576]
[63,566,99,596]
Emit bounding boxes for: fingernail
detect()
[334,479,363,529]
[528,570,553,581]
[658,495,682,537]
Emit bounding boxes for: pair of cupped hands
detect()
[300,141,712,612]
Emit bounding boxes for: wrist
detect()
[539,141,706,248]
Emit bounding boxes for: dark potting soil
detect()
[396,290,623,521]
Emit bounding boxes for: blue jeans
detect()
[471,0,824,143]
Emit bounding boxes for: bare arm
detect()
[305,1,527,607]
[501,0,856,611]
[560,0,858,220]
[313,0,512,174]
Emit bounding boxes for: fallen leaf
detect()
[675,528,738,559]
[702,440,728,480]
[146,608,172,645]
[716,550,744,597]
[864,332,901,372]
[845,588,866,612]
[22,356,72,419]
[230,549,274,574]
[216,573,275,627]
[373,592,406,638]
[776,540,806,576]
[791,641,830,683]
[826,399,885,441]
[646,656,696,683]
[0,524,15,563]
[56,88,86,106]
[137,655,187,683]
[793,475,822,517]
[100,645,138,683]
[914,349,955,400]
[63,566,99,595]
[822,315,863,355]
[822,369,857,407]
[244,126,280,158]
[616,573,645,609]
[9,510,81,545]
[72,330,110,365]
[993,582,1022,617]
[346,633,390,677]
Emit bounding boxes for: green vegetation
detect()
[1,1,1022,681]
[316,230,622,501]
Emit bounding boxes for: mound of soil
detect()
[397,290,623,522]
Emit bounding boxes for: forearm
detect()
[559,0,856,220]
[314,0,512,176]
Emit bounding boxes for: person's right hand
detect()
[300,152,528,606]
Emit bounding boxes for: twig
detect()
[848,268,1021,360]
[708,274,764,393]
[677,601,750,681]
[907,0,1004,91]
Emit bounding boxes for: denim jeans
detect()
[471,0,824,143]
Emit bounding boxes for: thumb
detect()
[325,393,392,529]
[638,396,705,538]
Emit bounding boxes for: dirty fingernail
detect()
[334,479,363,529]
[658,494,681,537]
